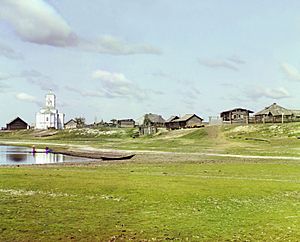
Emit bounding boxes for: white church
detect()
[35,91,65,129]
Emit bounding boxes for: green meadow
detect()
[1,123,300,241]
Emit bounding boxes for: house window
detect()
[46,117,49,121]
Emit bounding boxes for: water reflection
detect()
[6,153,27,162]
[33,152,64,164]
[0,145,89,165]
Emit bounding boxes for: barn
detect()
[6,117,30,130]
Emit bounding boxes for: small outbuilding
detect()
[166,114,203,130]
[64,119,77,129]
[220,108,254,124]
[6,117,29,130]
[117,119,135,128]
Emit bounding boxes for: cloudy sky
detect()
[1,0,300,126]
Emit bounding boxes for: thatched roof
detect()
[136,113,165,125]
[145,113,165,123]
[255,103,293,116]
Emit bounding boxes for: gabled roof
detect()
[171,114,203,122]
[255,103,293,116]
[220,108,254,116]
[165,115,179,123]
[65,119,76,125]
[6,117,28,125]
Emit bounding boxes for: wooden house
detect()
[6,117,29,130]
[64,119,77,129]
[138,113,165,127]
[220,108,253,124]
[166,114,203,130]
[165,116,179,130]
[254,103,300,123]
[117,119,135,128]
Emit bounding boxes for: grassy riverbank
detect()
[1,122,300,157]
[1,123,300,240]
[1,156,300,241]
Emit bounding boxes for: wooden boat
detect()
[100,154,135,161]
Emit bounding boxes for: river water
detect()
[0,145,91,165]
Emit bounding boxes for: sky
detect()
[1,0,300,126]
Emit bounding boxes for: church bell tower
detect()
[45,90,56,109]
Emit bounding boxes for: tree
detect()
[75,117,85,128]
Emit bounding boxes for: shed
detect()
[6,117,29,130]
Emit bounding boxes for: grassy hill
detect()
[0,122,300,156]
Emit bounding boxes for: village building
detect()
[117,119,135,128]
[254,103,300,123]
[165,114,203,130]
[64,119,77,129]
[6,117,30,130]
[220,108,254,124]
[137,113,165,127]
[165,115,180,130]
[35,91,65,129]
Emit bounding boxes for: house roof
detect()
[144,113,165,123]
[6,117,28,126]
[165,115,179,123]
[171,114,203,122]
[65,119,76,125]
[220,108,254,116]
[291,110,300,116]
[117,119,135,122]
[255,103,294,116]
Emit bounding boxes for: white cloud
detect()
[80,36,162,55]
[227,56,245,64]
[198,55,245,71]
[281,63,300,82]
[0,42,23,59]
[0,0,77,47]
[247,86,290,100]
[0,0,161,55]
[0,72,13,80]
[68,70,162,100]
[92,70,147,99]
[198,59,239,71]
[15,92,36,102]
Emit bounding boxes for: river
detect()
[0,145,91,165]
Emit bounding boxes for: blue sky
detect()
[0,0,300,126]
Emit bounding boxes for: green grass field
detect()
[0,123,300,241]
